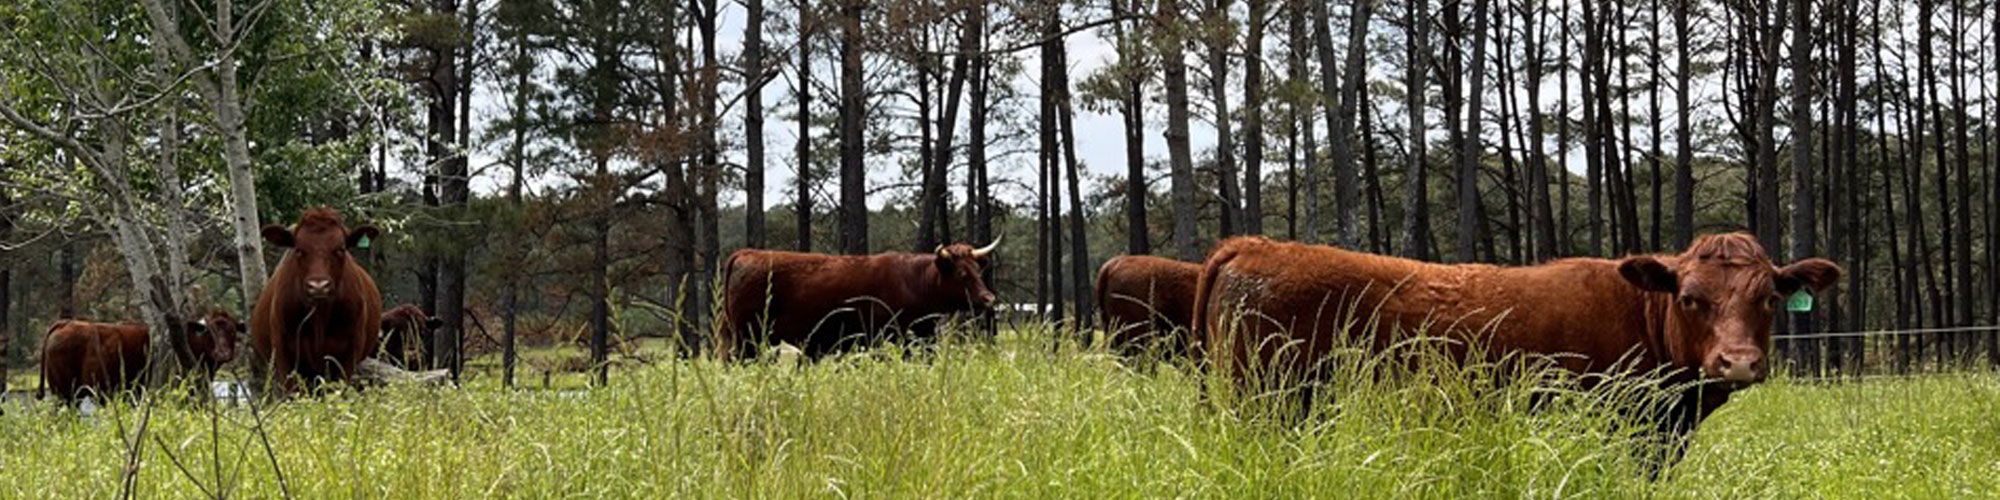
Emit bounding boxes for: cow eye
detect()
[1677,296,1705,310]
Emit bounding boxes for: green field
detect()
[2,331,1996,499]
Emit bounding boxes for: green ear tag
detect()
[357,235,372,249]
[1785,291,1814,312]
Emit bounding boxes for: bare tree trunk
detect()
[1525,0,1556,261]
[1208,0,1242,237]
[746,0,768,249]
[1058,45,1092,328]
[1166,0,1202,262]
[838,0,869,255]
[1329,0,1374,248]
[1286,0,1304,240]
[1244,0,1269,235]
[1362,81,1387,253]
[1558,0,1573,255]
[1647,0,1663,252]
[1673,0,1694,249]
[1948,0,1974,331]
[1455,0,1491,263]
[1116,0,1150,255]
[1402,0,1436,261]
[797,0,816,252]
[1787,0,1816,358]
[1582,0,1604,256]
[432,0,468,381]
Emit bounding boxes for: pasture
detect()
[1,328,1994,499]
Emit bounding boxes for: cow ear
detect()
[1618,256,1679,293]
[426,318,444,330]
[262,225,295,248]
[935,254,957,273]
[347,225,381,249]
[185,321,208,337]
[1777,258,1843,294]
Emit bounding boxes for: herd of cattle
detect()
[41,208,442,399]
[32,206,1842,466]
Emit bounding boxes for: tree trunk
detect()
[1402,0,1435,260]
[1582,0,1604,256]
[1209,0,1241,237]
[503,20,529,385]
[745,0,768,249]
[1557,0,1573,255]
[838,0,869,255]
[927,9,976,249]
[1166,0,1202,262]
[1455,0,1490,263]
[1330,0,1374,248]
[1244,0,1269,235]
[1361,79,1387,253]
[1647,0,1663,252]
[797,0,815,252]
[432,0,468,381]
[1286,0,1305,240]
[1786,0,1816,355]
[1058,45,1092,329]
[1524,0,1556,261]
[1751,0,1786,261]
[1116,0,1150,255]
[1673,0,1694,249]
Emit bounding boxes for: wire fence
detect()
[1773,324,2000,381]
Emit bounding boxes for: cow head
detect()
[263,207,378,302]
[186,311,242,368]
[1618,233,1841,386]
[933,236,1000,310]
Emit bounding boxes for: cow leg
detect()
[1637,384,1730,479]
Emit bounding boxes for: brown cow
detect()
[1195,234,1840,468]
[1094,255,1202,358]
[378,304,444,369]
[40,311,242,401]
[252,207,383,392]
[718,239,1000,360]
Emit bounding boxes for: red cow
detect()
[719,239,1000,360]
[1094,255,1202,358]
[40,311,241,401]
[252,207,383,391]
[378,304,443,369]
[1194,233,1840,468]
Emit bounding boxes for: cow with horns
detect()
[718,238,1001,360]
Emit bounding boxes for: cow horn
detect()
[936,244,950,259]
[971,235,1001,257]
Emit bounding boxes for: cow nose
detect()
[978,291,996,305]
[306,278,332,295]
[1714,348,1766,383]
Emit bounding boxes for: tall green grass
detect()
[1,328,1994,498]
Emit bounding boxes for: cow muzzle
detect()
[305,278,334,299]
[1706,346,1766,385]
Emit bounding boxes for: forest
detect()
[4,0,1999,386]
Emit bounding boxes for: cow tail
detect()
[1092,258,1116,346]
[716,251,749,360]
[1191,241,1249,373]
[37,320,68,400]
